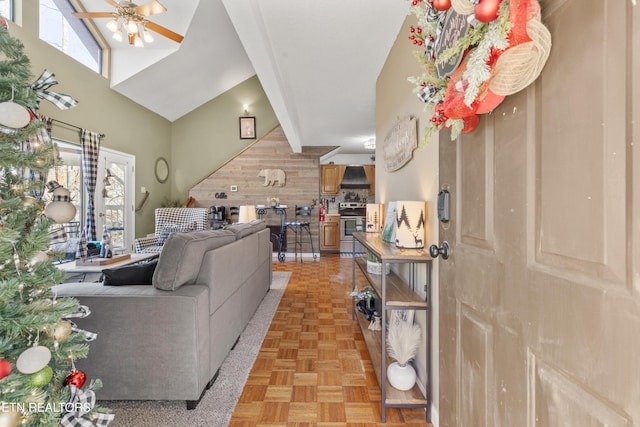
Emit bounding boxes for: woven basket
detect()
[367,260,390,275]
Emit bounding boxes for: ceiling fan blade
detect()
[136,0,167,16]
[103,0,120,8]
[144,20,184,44]
[72,12,117,19]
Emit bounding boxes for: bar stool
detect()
[285,205,317,262]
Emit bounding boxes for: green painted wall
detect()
[12,3,277,238]
[171,75,279,199]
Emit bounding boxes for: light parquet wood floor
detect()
[229,254,432,427]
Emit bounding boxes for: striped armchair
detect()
[134,208,208,253]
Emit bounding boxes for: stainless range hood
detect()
[340,166,370,190]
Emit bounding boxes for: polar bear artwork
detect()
[258,169,286,187]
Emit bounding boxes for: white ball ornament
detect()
[16,345,51,374]
[0,101,31,128]
[46,185,76,223]
[29,250,49,266]
[0,407,21,427]
[21,195,38,208]
[45,200,76,224]
[52,320,72,342]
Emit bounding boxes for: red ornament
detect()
[475,0,501,23]
[0,358,11,380]
[432,0,451,11]
[63,370,87,389]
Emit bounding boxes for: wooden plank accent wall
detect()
[189,126,331,255]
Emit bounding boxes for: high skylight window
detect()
[39,0,103,74]
[0,0,13,21]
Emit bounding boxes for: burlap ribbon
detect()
[489,3,551,95]
[451,0,476,15]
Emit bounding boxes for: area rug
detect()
[104,271,292,427]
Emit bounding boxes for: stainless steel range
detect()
[338,202,366,254]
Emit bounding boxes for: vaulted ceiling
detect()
[77,0,410,154]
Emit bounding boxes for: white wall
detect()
[376,14,440,425]
[321,153,375,165]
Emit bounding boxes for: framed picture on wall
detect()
[239,116,256,139]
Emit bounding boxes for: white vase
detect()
[387,361,416,391]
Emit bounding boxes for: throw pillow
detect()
[103,259,158,286]
[153,230,236,291]
[157,222,196,245]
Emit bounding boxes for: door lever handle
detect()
[429,241,450,260]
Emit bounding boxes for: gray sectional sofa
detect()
[52,220,272,409]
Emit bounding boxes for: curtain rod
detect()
[50,118,106,138]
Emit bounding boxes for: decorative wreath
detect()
[407,0,551,142]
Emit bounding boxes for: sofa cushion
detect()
[103,259,158,286]
[224,219,267,240]
[153,230,235,291]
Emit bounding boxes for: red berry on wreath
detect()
[0,358,11,380]
[410,26,415,33]
[433,0,451,11]
[416,27,422,34]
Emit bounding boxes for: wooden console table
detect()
[351,232,432,423]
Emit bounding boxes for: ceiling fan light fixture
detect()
[72,1,183,46]
[143,29,154,43]
[133,35,144,48]
[126,19,139,34]
[106,18,119,32]
[112,29,123,42]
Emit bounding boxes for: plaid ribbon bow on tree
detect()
[61,385,115,427]
[31,69,79,110]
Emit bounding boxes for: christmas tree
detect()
[0,23,112,426]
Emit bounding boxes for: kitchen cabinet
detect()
[320,164,344,195]
[320,214,340,252]
[362,164,375,196]
[351,232,431,423]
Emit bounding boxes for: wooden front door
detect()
[436,2,640,425]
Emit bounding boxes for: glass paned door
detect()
[95,148,135,253]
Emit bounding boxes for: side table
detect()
[55,252,159,282]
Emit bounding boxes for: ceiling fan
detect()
[73,0,184,46]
